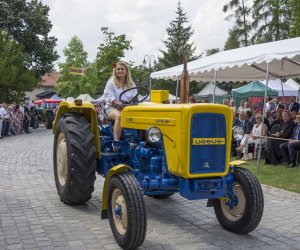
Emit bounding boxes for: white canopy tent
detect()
[285,78,300,90]
[76,94,95,103]
[260,79,298,96]
[151,37,300,173]
[150,37,300,82]
[197,82,228,96]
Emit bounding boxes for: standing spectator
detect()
[229,100,237,117]
[280,113,300,168]
[237,100,245,115]
[0,104,3,139]
[1,104,9,137]
[23,102,31,134]
[265,97,274,112]
[288,96,299,112]
[244,102,252,113]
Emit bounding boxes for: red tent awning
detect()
[34,99,61,105]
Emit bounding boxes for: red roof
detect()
[40,72,61,86]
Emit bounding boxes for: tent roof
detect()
[65,97,75,102]
[232,81,278,98]
[150,37,300,82]
[197,83,228,97]
[260,79,298,96]
[285,78,300,90]
[76,94,95,102]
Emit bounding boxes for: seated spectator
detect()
[269,109,283,135]
[189,95,196,103]
[280,113,300,168]
[265,111,294,165]
[246,110,254,125]
[236,113,268,160]
[266,110,274,127]
[290,110,297,123]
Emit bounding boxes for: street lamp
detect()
[143,55,156,94]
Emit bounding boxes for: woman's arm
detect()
[104,79,119,105]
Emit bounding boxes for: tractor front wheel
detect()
[107,172,147,250]
[53,113,96,204]
[213,167,264,234]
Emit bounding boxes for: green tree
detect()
[95,27,132,95]
[223,0,252,47]
[0,32,37,103]
[252,0,292,43]
[290,0,300,37]
[205,48,221,56]
[56,36,95,98]
[224,27,240,50]
[157,1,198,69]
[0,0,58,76]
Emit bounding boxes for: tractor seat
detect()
[101,108,114,124]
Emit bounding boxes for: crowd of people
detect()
[228,97,300,168]
[0,102,40,139]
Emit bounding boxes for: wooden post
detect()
[180,52,189,103]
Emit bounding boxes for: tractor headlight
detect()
[233,126,244,140]
[145,126,162,143]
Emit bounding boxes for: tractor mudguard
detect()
[52,101,100,158]
[101,164,132,219]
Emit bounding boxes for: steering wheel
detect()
[119,86,150,104]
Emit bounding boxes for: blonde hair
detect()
[112,61,133,89]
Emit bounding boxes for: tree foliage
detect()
[289,0,300,37]
[56,36,96,98]
[252,0,292,43]
[0,0,58,76]
[95,27,132,95]
[205,48,221,56]
[157,1,198,70]
[0,32,37,103]
[223,0,252,47]
[224,27,240,50]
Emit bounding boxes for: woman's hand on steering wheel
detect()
[119,86,149,105]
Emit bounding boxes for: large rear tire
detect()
[108,172,147,250]
[213,167,264,234]
[53,113,96,204]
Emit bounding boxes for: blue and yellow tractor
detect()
[52,88,264,250]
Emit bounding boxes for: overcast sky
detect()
[41,0,232,68]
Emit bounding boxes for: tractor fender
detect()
[101,164,132,219]
[53,101,100,158]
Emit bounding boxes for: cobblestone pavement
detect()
[0,127,300,250]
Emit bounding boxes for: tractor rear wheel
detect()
[53,113,96,204]
[107,172,147,250]
[213,167,263,234]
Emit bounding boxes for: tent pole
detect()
[176,76,179,102]
[213,70,217,103]
[149,78,152,99]
[256,63,269,174]
[280,78,285,102]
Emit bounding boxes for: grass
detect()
[234,158,300,194]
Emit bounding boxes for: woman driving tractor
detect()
[103,61,138,152]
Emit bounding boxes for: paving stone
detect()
[0,128,300,249]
